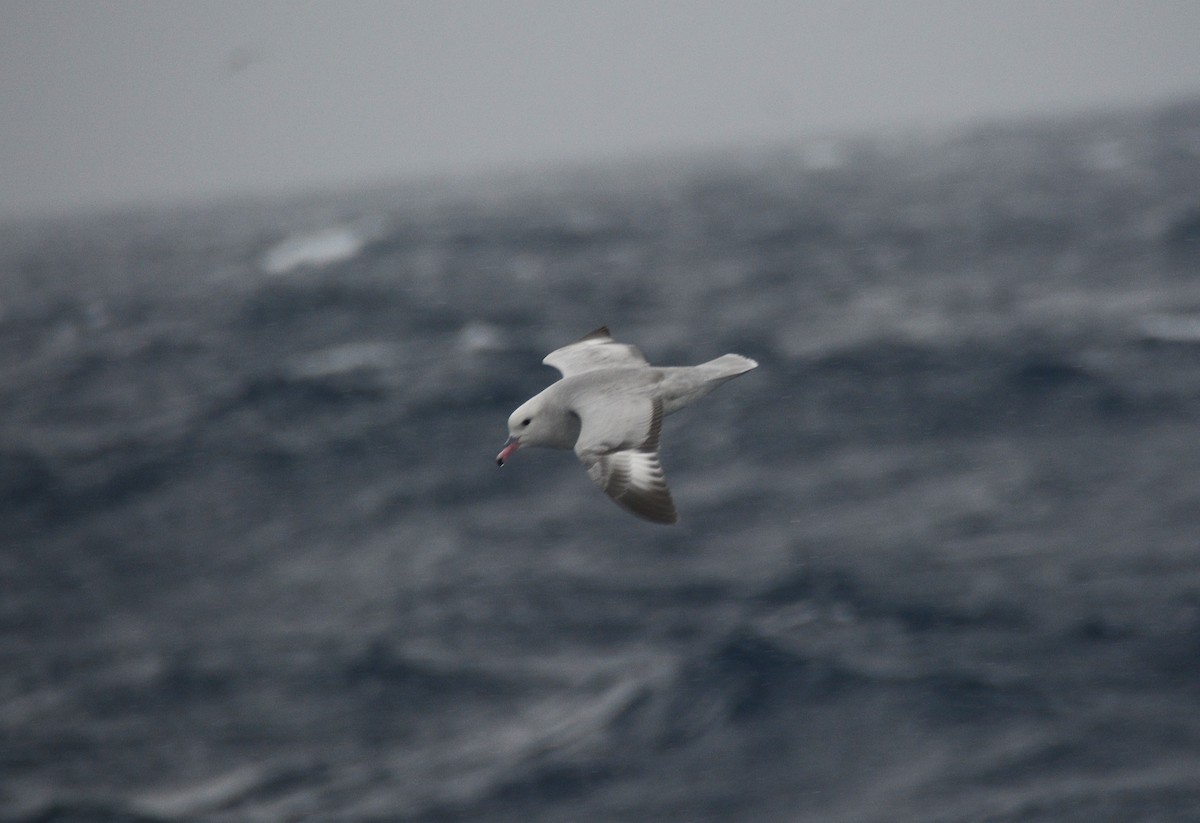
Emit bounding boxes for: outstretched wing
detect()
[574,396,677,524]
[543,326,649,378]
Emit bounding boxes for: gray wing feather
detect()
[576,397,677,524]
[543,326,649,377]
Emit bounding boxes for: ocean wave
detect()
[260,226,366,275]
[0,448,59,513]
[771,337,1144,442]
[1,801,170,823]
[580,628,876,752]
[340,639,521,698]
[1137,313,1200,344]
[132,763,309,820]
[236,277,407,329]
[756,562,1034,638]
[283,341,406,381]
[0,438,197,529]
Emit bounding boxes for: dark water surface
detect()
[4,102,1200,822]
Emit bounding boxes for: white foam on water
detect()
[261,226,365,275]
[1138,313,1200,343]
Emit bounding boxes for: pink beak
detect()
[496,436,520,466]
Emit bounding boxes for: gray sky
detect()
[3,0,1200,217]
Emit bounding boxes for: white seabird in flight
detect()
[497,327,758,524]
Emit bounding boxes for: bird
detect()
[496,326,758,524]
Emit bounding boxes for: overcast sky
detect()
[3,0,1200,217]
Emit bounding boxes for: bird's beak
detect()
[496,436,520,466]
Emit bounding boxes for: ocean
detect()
[3,100,1200,822]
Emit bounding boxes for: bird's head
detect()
[496,396,545,465]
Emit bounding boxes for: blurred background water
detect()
[3,100,1200,822]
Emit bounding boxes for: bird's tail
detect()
[699,353,758,380]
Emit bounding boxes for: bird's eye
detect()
[521,417,532,427]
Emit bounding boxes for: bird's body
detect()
[496,327,757,523]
